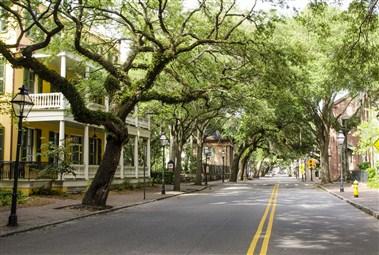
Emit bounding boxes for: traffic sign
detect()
[307,159,316,169]
[374,138,379,151]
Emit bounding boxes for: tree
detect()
[0,0,261,207]
[272,2,379,183]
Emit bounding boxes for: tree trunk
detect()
[174,144,182,191]
[82,136,123,207]
[195,131,203,185]
[319,135,331,183]
[230,146,244,182]
[241,149,254,180]
[240,158,247,181]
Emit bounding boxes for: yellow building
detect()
[0,16,151,193]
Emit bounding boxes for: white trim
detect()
[60,53,66,78]
[83,125,89,180]
[120,147,124,179]
[134,136,138,178]
[147,138,151,177]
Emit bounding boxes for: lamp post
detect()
[8,85,34,226]
[221,149,225,183]
[204,146,212,185]
[143,142,147,200]
[337,131,345,192]
[160,133,168,195]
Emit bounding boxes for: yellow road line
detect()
[259,185,279,255]
[246,184,278,255]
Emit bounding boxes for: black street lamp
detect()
[8,85,34,226]
[204,146,211,185]
[160,133,168,195]
[337,131,345,192]
[222,149,225,183]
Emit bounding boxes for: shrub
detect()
[0,191,27,206]
[358,162,370,171]
[111,179,134,191]
[151,171,174,184]
[31,186,61,196]
[366,167,377,180]
[366,167,379,189]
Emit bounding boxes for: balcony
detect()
[29,93,149,129]
[30,93,68,110]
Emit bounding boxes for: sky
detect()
[183,0,353,16]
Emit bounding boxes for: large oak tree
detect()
[0,0,261,207]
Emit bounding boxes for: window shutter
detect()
[0,58,4,94]
[0,127,4,161]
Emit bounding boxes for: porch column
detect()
[147,138,151,177]
[134,136,139,179]
[60,52,66,78]
[83,125,89,180]
[59,120,65,147]
[119,147,124,179]
[105,96,110,112]
[103,132,107,152]
[58,120,65,180]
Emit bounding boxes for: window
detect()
[37,77,43,93]
[36,129,42,163]
[0,57,5,94]
[89,137,102,165]
[21,128,34,162]
[23,68,35,93]
[138,138,147,167]
[48,131,59,164]
[70,136,82,164]
[123,137,135,167]
[0,127,4,161]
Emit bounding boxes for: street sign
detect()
[374,138,379,151]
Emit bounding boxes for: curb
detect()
[318,185,379,220]
[0,185,210,238]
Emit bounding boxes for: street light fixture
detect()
[160,133,169,195]
[337,131,345,192]
[221,149,225,183]
[8,85,34,226]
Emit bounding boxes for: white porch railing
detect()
[139,118,149,129]
[88,165,98,179]
[71,164,140,179]
[124,166,135,178]
[30,93,67,109]
[30,93,150,129]
[71,164,85,179]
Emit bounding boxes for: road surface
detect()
[1,177,378,254]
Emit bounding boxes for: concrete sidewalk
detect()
[0,181,217,237]
[319,182,379,219]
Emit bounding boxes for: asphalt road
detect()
[1,177,378,255]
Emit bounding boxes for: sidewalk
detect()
[0,181,217,237]
[319,182,379,219]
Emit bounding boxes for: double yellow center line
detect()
[246,184,279,255]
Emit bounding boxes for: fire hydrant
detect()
[353,180,359,198]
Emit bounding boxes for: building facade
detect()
[0,16,151,193]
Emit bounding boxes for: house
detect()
[203,134,233,180]
[0,12,151,194]
[329,94,374,182]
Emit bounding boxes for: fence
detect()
[206,164,231,181]
[0,161,56,180]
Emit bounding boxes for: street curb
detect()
[318,185,379,220]
[0,185,210,238]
